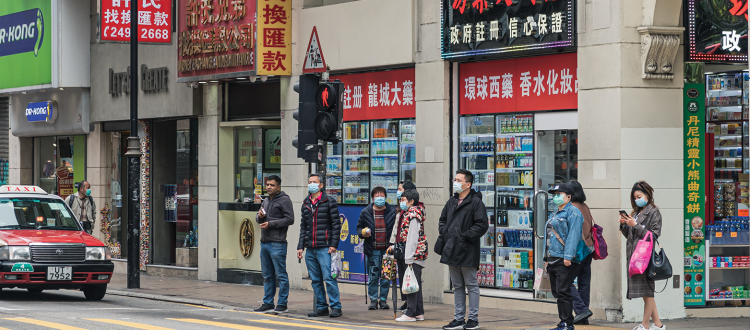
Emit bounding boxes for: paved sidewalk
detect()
[107,274,747,330]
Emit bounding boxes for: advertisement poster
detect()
[683,63,706,306]
[687,0,748,63]
[164,184,177,222]
[264,129,281,169]
[0,0,52,90]
[336,205,366,283]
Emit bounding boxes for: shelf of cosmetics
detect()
[344,142,370,156]
[707,123,745,137]
[344,192,370,204]
[464,117,534,135]
[707,73,747,91]
[462,155,533,171]
[707,108,748,121]
[481,227,535,249]
[345,122,370,139]
[707,95,743,107]
[713,183,746,216]
[706,218,750,245]
[477,254,534,288]
[709,286,750,300]
[460,137,534,153]
[710,255,750,268]
[467,171,534,188]
[345,158,369,172]
[326,189,342,203]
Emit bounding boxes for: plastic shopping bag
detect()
[628,231,654,277]
[401,265,419,294]
[533,267,551,292]
[381,254,396,281]
[331,252,343,279]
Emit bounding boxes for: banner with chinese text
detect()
[331,68,416,121]
[256,0,291,75]
[683,72,706,306]
[177,0,256,80]
[101,0,173,43]
[459,53,577,114]
[337,205,366,283]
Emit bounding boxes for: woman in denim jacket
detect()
[543,183,584,330]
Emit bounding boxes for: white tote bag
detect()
[401,265,420,294]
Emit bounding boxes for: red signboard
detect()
[459,53,578,114]
[177,0,257,80]
[331,68,416,121]
[100,0,173,43]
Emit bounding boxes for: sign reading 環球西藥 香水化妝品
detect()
[441,0,576,60]
[0,1,52,90]
[25,101,57,123]
[687,0,748,63]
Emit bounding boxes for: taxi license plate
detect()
[47,267,72,281]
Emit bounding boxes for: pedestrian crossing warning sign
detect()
[303,26,327,74]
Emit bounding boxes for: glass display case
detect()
[400,120,417,186]
[343,122,370,204]
[326,142,343,203]
[371,120,400,205]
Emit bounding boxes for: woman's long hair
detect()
[630,181,656,215]
[569,181,586,204]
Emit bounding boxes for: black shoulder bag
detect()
[647,238,673,293]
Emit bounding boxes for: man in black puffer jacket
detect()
[297,173,342,318]
[438,169,489,330]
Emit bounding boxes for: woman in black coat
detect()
[357,187,396,310]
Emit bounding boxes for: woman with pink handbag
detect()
[619,181,664,330]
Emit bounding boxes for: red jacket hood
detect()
[0,230,105,246]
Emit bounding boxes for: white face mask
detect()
[453,181,465,194]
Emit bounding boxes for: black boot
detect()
[368,300,379,310]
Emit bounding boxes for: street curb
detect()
[107,289,238,310]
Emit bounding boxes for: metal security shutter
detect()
[0,97,8,184]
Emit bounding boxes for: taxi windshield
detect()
[0,198,82,231]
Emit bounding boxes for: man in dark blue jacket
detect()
[297,173,342,318]
[356,187,397,310]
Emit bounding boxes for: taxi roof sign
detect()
[0,185,48,194]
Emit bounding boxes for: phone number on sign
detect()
[103,27,170,40]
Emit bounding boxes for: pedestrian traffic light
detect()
[293,74,322,163]
[314,80,344,142]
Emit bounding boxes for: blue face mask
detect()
[86,189,91,196]
[308,183,320,194]
[635,197,648,208]
[400,201,408,210]
[374,197,386,207]
[552,194,566,206]
[396,191,402,200]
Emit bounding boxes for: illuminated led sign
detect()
[687,0,748,63]
[440,0,576,60]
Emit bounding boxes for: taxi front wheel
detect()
[27,288,43,293]
[83,284,107,301]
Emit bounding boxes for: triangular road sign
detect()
[303,26,327,74]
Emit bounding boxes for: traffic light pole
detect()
[125,3,142,289]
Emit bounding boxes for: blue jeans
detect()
[305,247,341,310]
[366,249,390,301]
[260,242,289,306]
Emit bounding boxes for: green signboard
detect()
[10,262,33,272]
[683,62,706,306]
[0,0,52,90]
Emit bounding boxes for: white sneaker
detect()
[396,315,416,322]
[633,325,648,330]
[649,324,665,330]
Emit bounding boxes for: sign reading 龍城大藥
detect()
[459,53,577,114]
[177,0,257,81]
[25,101,56,123]
[330,68,416,121]
[687,0,748,63]
[441,0,575,60]
[0,0,51,90]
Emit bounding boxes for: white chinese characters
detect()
[449,12,566,46]
[350,80,415,110]
[463,68,576,101]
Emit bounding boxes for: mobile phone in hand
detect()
[619,210,628,217]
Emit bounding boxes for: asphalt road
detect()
[0,288,406,330]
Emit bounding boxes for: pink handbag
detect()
[629,231,654,277]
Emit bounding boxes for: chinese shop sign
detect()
[687,0,748,63]
[256,0,290,75]
[100,0,173,43]
[459,53,576,114]
[177,0,256,81]
[441,0,575,60]
[331,68,416,121]
[683,63,706,306]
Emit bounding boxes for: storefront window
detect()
[35,136,86,199]
[235,127,281,203]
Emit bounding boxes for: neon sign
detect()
[687,0,748,63]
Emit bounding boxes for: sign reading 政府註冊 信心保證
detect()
[0,0,52,90]
[25,101,56,123]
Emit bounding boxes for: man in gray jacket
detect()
[253,175,294,314]
[65,181,96,234]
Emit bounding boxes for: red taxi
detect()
[0,185,114,300]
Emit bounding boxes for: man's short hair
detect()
[403,189,419,204]
[265,175,281,186]
[308,173,324,188]
[371,186,387,198]
[77,181,89,192]
[456,169,474,188]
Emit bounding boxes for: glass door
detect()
[371,120,400,205]
[400,120,417,185]
[326,142,343,203]
[343,122,370,204]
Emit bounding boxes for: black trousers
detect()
[548,262,577,326]
[404,264,424,317]
[571,254,593,315]
[397,257,407,301]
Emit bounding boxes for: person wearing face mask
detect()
[297,173,342,318]
[619,181,664,330]
[438,170,488,330]
[65,181,96,234]
[357,187,397,310]
[543,183,584,330]
[394,188,427,322]
[388,180,419,312]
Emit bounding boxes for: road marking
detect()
[235,312,406,330]
[246,319,354,330]
[2,318,88,330]
[0,307,27,310]
[169,319,270,329]
[83,319,175,330]
[179,303,215,310]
